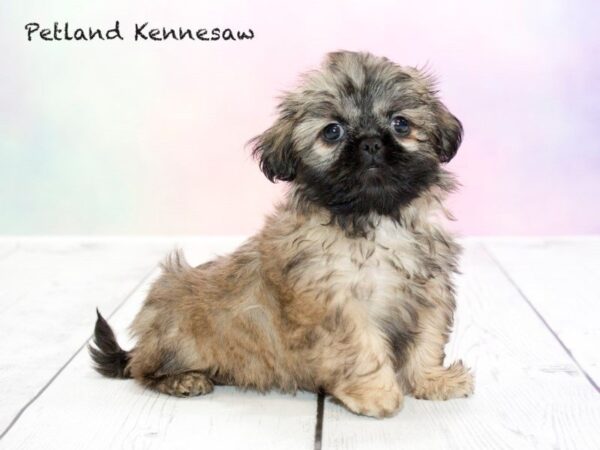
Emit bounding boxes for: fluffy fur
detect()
[90,51,473,418]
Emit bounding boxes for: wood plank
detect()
[0,239,171,436]
[321,241,600,450]
[0,242,18,260]
[486,238,600,387]
[0,239,318,450]
[0,237,247,437]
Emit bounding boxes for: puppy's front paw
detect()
[153,371,214,397]
[335,383,404,418]
[412,360,474,400]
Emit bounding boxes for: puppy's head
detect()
[252,51,462,226]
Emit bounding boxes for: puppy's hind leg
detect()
[146,371,214,397]
[129,346,215,397]
[126,251,218,398]
[125,333,218,398]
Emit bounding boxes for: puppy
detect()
[89,51,473,418]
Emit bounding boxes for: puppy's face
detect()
[252,51,462,224]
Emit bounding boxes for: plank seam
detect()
[314,392,325,450]
[483,244,599,393]
[0,265,158,440]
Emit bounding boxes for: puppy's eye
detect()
[391,116,410,136]
[322,123,345,142]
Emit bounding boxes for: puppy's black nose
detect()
[359,137,383,156]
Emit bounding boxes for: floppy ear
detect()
[432,103,463,163]
[407,66,463,163]
[251,114,298,182]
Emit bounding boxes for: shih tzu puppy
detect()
[90,51,473,418]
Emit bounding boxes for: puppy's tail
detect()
[88,309,132,378]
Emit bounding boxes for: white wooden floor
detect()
[0,237,599,450]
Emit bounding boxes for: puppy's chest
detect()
[312,225,436,305]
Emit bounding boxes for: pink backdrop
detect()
[1,0,598,235]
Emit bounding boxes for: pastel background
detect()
[1,0,598,236]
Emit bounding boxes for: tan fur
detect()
[121,51,473,418]
[126,182,472,417]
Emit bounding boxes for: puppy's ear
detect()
[407,67,463,163]
[251,113,298,182]
[432,103,463,163]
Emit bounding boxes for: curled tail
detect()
[88,309,131,378]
